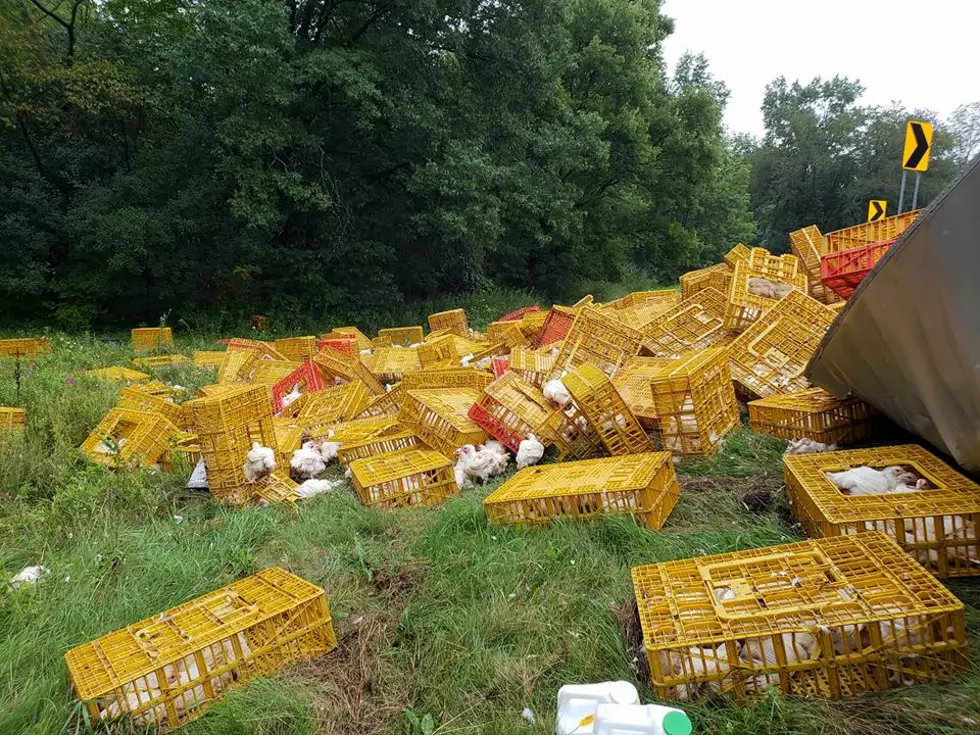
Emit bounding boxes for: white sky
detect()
[662,0,980,137]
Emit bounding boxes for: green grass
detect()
[0,335,978,735]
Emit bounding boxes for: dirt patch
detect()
[673,473,792,529]
[615,597,650,687]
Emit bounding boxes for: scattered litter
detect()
[173,515,184,524]
[186,458,208,489]
[521,707,535,724]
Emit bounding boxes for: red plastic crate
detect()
[499,305,540,322]
[272,359,324,414]
[534,306,575,348]
[491,356,509,378]
[317,336,357,357]
[819,239,895,299]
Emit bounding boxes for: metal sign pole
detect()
[911,172,921,211]
[898,169,908,213]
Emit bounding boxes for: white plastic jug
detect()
[555,681,640,735]
[593,703,692,735]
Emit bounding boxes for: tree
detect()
[947,102,980,167]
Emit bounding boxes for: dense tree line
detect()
[0,2,973,330]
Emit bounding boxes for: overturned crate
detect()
[399,388,488,459]
[632,533,968,702]
[649,347,739,458]
[216,348,261,384]
[486,320,528,348]
[80,408,184,470]
[749,388,879,445]
[603,290,682,328]
[789,225,841,305]
[484,452,679,529]
[642,287,730,358]
[376,326,424,347]
[554,307,645,378]
[679,263,732,300]
[611,357,676,429]
[0,407,26,431]
[337,428,424,465]
[728,290,836,399]
[131,327,173,352]
[369,347,421,382]
[534,305,577,348]
[65,567,336,732]
[132,355,189,369]
[299,380,372,436]
[272,359,324,416]
[724,248,809,332]
[0,337,51,359]
[468,373,555,453]
[313,347,385,395]
[401,367,493,391]
[250,360,303,385]
[192,351,226,369]
[350,448,457,508]
[118,386,187,430]
[563,363,655,456]
[354,385,405,418]
[427,308,469,337]
[507,345,557,387]
[824,210,920,253]
[416,334,459,369]
[274,336,318,362]
[541,400,606,461]
[783,444,980,578]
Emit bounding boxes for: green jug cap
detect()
[663,710,693,735]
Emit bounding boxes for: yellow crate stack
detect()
[485,453,679,529]
[564,363,655,456]
[554,307,646,378]
[728,290,837,399]
[427,308,469,337]
[749,388,879,445]
[0,337,51,358]
[65,567,336,732]
[313,348,384,395]
[0,407,26,431]
[349,447,457,508]
[724,248,809,332]
[376,325,424,347]
[632,533,968,702]
[131,327,173,352]
[369,346,421,383]
[184,385,289,505]
[401,367,493,391]
[649,347,739,457]
[399,388,488,459]
[416,334,459,369]
[679,263,732,300]
[642,287,730,358]
[783,444,980,577]
[789,225,842,305]
[80,408,184,470]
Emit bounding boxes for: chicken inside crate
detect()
[611,356,676,429]
[642,287,731,358]
[783,444,980,577]
[65,567,336,732]
[632,533,969,703]
[727,289,837,399]
[542,397,607,461]
[648,347,739,458]
[724,248,809,332]
[467,372,556,453]
[349,447,457,508]
[399,388,488,459]
[563,363,655,456]
[484,452,679,529]
[748,388,880,446]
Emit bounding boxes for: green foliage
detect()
[0,0,744,329]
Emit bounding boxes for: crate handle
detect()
[745,323,780,358]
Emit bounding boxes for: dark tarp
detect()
[807,156,980,470]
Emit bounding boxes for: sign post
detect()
[867,200,887,222]
[901,120,933,212]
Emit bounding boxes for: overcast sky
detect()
[662,0,980,138]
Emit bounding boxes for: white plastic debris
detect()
[556,681,639,735]
[173,514,184,524]
[521,707,536,724]
[186,457,208,489]
[10,565,50,589]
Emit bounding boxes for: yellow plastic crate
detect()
[604,290,682,328]
[679,263,733,300]
[649,347,739,457]
[564,364,655,456]
[84,366,151,383]
[724,248,809,332]
[132,354,188,369]
[140,380,179,397]
[642,287,730,358]
[611,357,676,428]
[541,400,606,461]
[321,415,401,445]
[350,447,457,508]
[485,453,679,529]
[367,347,421,382]
[399,388,488,459]
[517,309,549,341]
[469,373,556,453]
[192,351,226,369]
[272,418,305,456]
[825,210,921,253]
[131,327,173,352]
[66,567,335,732]
[252,472,302,504]
[375,325,424,347]
[0,407,26,430]
[633,533,968,702]
[118,386,187,430]
[354,385,405,418]
[401,367,493,391]
[748,388,879,445]
[337,428,424,465]
[554,307,646,378]
[788,225,842,305]
[184,385,279,505]
[723,243,751,268]
[273,336,318,362]
[0,337,51,359]
[80,408,184,470]
[313,349,384,395]
[298,381,371,433]
[486,320,528,347]
[221,339,289,361]
[728,290,836,399]
[330,326,373,352]
[427,308,469,337]
[784,444,980,577]
[216,348,261,384]
[416,335,459,369]
[250,359,303,385]
[507,346,557,387]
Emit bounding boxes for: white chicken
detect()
[280,384,302,409]
[459,353,474,367]
[785,438,837,455]
[826,465,917,496]
[290,442,326,481]
[516,434,545,469]
[319,430,342,463]
[244,442,276,483]
[481,440,509,457]
[10,565,49,589]
[295,478,337,499]
[456,444,509,483]
[543,378,571,407]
